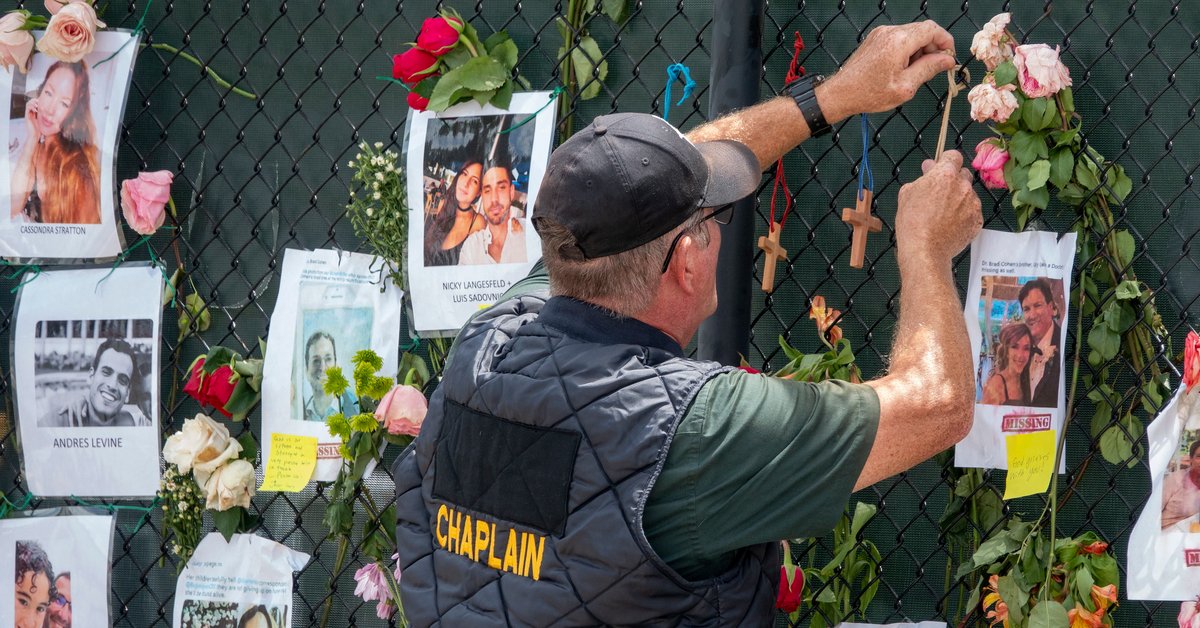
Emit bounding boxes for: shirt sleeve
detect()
[644,371,879,580]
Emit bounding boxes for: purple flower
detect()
[353,562,390,603]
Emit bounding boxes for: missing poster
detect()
[405,91,555,335]
[1127,385,1200,600]
[0,31,140,261]
[261,248,402,483]
[172,533,309,628]
[14,265,163,497]
[955,230,1076,470]
[2,509,114,628]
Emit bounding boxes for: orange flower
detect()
[983,575,1010,628]
[1068,603,1105,628]
[1079,540,1109,555]
[1184,331,1199,391]
[809,295,844,346]
[1090,584,1118,612]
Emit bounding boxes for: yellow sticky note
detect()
[259,434,317,492]
[1003,430,1057,500]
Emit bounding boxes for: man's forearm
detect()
[889,250,974,403]
[685,81,853,171]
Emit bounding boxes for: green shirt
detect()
[491,261,880,580]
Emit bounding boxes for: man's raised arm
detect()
[686,21,957,169]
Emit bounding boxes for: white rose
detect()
[202,459,255,510]
[0,13,35,74]
[969,13,1013,71]
[162,413,236,476]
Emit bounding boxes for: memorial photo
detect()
[179,600,287,628]
[3,513,112,628]
[33,319,154,428]
[1161,431,1200,532]
[975,275,1066,409]
[291,283,371,423]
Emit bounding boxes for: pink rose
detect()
[1014,43,1072,98]
[392,47,439,84]
[35,1,105,63]
[967,78,1018,123]
[416,15,462,56]
[44,0,71,15]
[1181,598,1200,628]
[120,170,173,235]
[972,140,1009,190]
[374,384,427,436]
[0,12,35,74]
[970,13,1013,71]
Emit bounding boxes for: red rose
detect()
[183,358,207,405]
[1185,330,1200,391]
[775,565,804,613]
[203,364,238,417]
[392,48,439,84]
[737,365,761,374]
[407,91,430,111]
[416,16,462,56]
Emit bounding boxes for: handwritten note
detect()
[1003,430,1057,500]
[259,434,317,492]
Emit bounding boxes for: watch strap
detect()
[784,75,831,137]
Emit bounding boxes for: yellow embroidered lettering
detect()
[475,520,491,562]
[502,529,519,573]
[486,523,503,569]
[522,532,546,581]
[460,515,474,557]
[446,509,461,554]
[435,504,449,549]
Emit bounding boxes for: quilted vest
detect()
[394,295,780,626]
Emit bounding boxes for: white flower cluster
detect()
[346,140,409,288]
[163,414,255,511]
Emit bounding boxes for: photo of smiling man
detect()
[35,321,153,428]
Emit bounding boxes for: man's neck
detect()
[487,222,507,261]
[1035,323,1055,345]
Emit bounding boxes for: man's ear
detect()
[668,232,702,296]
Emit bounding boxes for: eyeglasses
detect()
[659,204,735,274]
[51,594,71,610]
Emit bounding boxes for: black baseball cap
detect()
[532,113,761,259]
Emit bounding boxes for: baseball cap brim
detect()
[695,139,762,207]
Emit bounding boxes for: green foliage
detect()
[799,503,882,628]
[346,142,408,289]
[773,336,862,383]
[177,292,211,343]
[555,0,632,140]
[417,9,524,112]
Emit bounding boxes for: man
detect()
[458,162,527,265]
[301,331,358,422]
[14,540,53,628]
[1162,441,1200,529]
[395,20,981,625]
[46,572,71,628]
[1020,278,1061,408]
[40,338,147,428]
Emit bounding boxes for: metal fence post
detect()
[696,0,764,365]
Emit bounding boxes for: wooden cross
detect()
[841,190,882,269]
[757,221,788,293]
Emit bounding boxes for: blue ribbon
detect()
[857,114,874,200]
[662,63,697,121]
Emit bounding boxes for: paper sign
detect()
[259,433,317,492]
[1003,430,1057,499]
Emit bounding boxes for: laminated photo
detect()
[955,230,1076,470]
[172,533,309,628]
[1,510,114,628]
[0,31,140,261]
[261,248,403,482]
[1127,385,1200,599]
[13,265,163,497]
[405,91,555,335]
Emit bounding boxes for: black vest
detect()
[394,295,779,626]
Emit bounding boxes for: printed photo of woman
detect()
[981,321,1033,406]
[423,159,484,266]
[9,60,100,224]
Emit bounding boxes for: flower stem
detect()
[319,535,350,628]
[146,43,257,100]
[458,34,479,57]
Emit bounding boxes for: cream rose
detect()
[0,13,35,74]
[162,413,237,477]
[1014,43,1072,98]
[35,1,105,63]
[969,13,1013,71]
[967,78,1019,123]
[202,459,255,511]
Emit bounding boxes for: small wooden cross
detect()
[757,221,789,293]
[841,189,882,269]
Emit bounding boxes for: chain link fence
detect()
[0,1,1196,626]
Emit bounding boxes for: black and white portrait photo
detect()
[0,30,139,260]
[14,265,163,497]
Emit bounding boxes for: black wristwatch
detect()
[783,74,830,137]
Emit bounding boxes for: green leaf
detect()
[601,0,629,22]
[1088,549,1120,587]
[973,533,1019,568]
[1087,323,1120,361]
[1098,423,1135,465]
[426,72,470,112]
[1004,158,1028,190]
[571,35,608,100]
[1027,159,1051,190]
[1115,280,1141,300]
[849,502,876,539]
[993,60,1017,86]
[1058,87,1075,113]
[223,381,260,419]
[1014,185,1050,210]
[1072,567,1096,610]
[236,432,258,462]
[999,575,1028,625]
[491,79,514,110]
[471,88,497,106]
[455,55,509,91]
[1075,158,1100,190]
[485,32,519,70]
[202,347,235,373]
[1114,230,1135,266]
[1010,131,1041,166]
[1022,97,1049,131]
[213,508,241,542]
[1052,127,1079,148]
[1109,165,1132,201]
[1028,600,1068,628]
[1049,148,1074,188]
[440,43,473,68]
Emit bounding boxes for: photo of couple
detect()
[975,276,1065,409]
[14,540,72,628]
[420,113,533,267]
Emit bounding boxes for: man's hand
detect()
[895,150,983,262]
[820,21,957,120]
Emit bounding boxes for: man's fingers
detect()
[936,149,964,170]
[901,51,957,90]
[958,167,974,185]
[902,20,955,55]
[921,159,935,174]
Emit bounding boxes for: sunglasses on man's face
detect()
[660,204,735,274]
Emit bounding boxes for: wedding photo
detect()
[974,275,1066,409]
